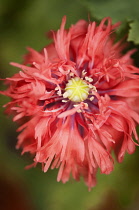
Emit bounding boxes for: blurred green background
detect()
[0,0,139,209]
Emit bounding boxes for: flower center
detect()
[64,77,90,102]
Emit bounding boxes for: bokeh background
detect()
[0,0,139,209]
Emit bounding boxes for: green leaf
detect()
[128,20,139,44]
[80,0,139,23]
[80,0,139,44]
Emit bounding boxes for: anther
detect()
[62,100,68,103]
[82,70,87,77]
[90,96,94,101]
[85,76,93,82]
[63,92,69,98]
[70,72,74,77]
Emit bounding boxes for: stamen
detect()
[57,91,62,96]
[90,96,94,101]
[82,69,87,77]
[73,104,78,107]
[63,92,69,98]
[83,103,88,109]
[59,75,97,103]
[85,76,93,82]
[70,72,74,77]
[77,109,82,113]
[89,84,94,89]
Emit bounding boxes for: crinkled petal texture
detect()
[1,16,139,190]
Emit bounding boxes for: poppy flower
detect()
[1,16,139,189]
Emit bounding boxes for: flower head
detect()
[1,16,139,189]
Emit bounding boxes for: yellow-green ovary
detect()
[65,77,90,102]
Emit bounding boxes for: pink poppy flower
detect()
[1,16,139,189]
